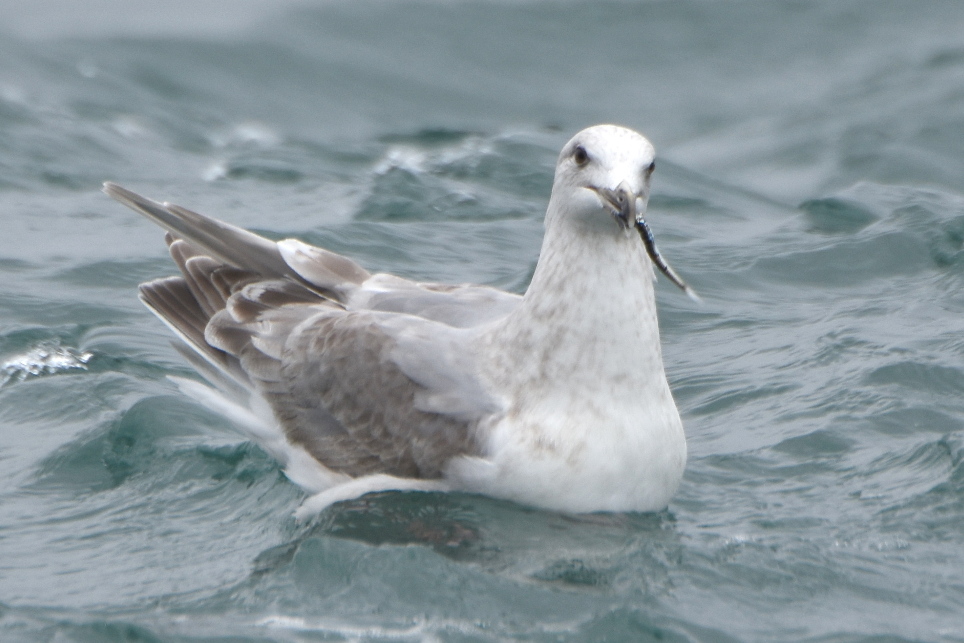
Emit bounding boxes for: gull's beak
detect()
[589,181,701,302]
[590,181,637,230]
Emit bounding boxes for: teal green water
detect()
[2,1,964,640]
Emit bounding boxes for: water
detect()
[1,1,964,640]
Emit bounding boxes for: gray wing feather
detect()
[380,315,502,420]
[139,276,208,348]
[277,238,374,297]
[350,274,521,328]
[252,308,483,477]
[104,183,294,279]
[103,183,370,299]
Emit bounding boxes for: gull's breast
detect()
[446,394,686,513]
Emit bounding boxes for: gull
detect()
[104,124,692,518]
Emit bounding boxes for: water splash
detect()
[0,342,93,387]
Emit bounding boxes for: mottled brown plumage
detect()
[134,224,479,479]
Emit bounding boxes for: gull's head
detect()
[548,124,656,234]
[546,124,699,299]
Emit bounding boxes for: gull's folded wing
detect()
[107,184,506,481]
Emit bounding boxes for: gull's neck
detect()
[469,220,685,514]
[485,207,670,406]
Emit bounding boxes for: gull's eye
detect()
[572,145,589,167]
[646,161,656,174]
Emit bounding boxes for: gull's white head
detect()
[545,124,698,299]
[548,124,657,234]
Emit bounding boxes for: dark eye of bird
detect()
[572,145,589,166]
[646,161,656,174]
